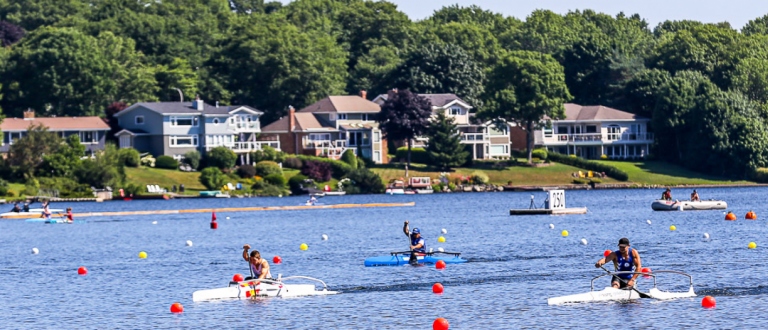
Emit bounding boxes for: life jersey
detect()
[614,248,635,280]
[411,234,426,253]
[250,261,271,278]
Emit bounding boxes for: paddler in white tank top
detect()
[242,244,271,281]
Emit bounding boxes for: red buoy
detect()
[433,317,450,330]
[170,302,184,313]
[432,283,444,294]
[702,295,716,308]
[210,219,218,229]
[212,211,217,221]
[435,260,446,270]
[603,250,611,257]
[272,256,282,264]
[233,273,244,282]
[641,267,652,278]
[77,266,87,276]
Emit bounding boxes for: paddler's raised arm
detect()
[242,244,251,262]
[403,220,410,237]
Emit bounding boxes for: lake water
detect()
[1,187,766,328]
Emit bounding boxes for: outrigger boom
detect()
[547,270,696,305]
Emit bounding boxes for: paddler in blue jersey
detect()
[403,221,426,265]
[595,237,642,289]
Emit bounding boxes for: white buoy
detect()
[580,238,588,245]
[31,248,39,254]
[321,234,328,241]
[703,233,710,241]
[441,228,447,234]
[152,221,158,225]
[437,247,445,252]
[549,224,555,229]
[226,217,230,220]
[646,220,652,225]
[278,194,283,198]
[186,240,193,247]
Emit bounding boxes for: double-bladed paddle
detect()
[600,266,653,299]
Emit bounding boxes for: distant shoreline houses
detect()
[0,96,652,163]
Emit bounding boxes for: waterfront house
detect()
[259,91,388,164]
[114,98,278,163]
[526,103,653,159]
[372,93,513,160]
[0,110,110,154]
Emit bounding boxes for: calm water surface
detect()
[1,187,767,328]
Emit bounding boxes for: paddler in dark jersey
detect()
[595,237,642,289]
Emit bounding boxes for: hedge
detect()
[155,155,179,169]
[395,147,429,164]
[548,153,629,181]
[750,167,768,183]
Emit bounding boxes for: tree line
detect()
[2,1,768,177]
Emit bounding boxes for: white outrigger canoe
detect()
[193,276,338,302]
[548,270,696,305]
[651,199,727,211]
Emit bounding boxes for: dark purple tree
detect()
[376,89,432,169]
[301,160,332,182]
[105,101,128,142]
[0,21,25,47]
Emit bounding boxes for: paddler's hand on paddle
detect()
[243,244,251,251]
[595,258,606,268]
[627,279,636,287]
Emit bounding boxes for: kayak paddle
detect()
[600,266,653,299]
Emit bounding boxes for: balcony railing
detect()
[205,141,280,152]
[460,133,489,141]
[303,139,347,149]
[547,132,654,143]
[232,122,260,131]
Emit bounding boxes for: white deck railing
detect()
[205,141,280,153]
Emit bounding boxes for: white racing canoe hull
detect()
[193,280,337,302]
[548,286,696,305]
[651,200,727,211]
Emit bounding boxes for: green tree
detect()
[0,0,88,31]
[340,149,358,168]
[425,109,468,170]
[199,166,227,191]
[619,69,672,119]
[7,123,61,178]
[182,151,201,170]
[38,134,85,177]
[73,144,125,189]
[377,89,432,171]
[480,50,571,163]
[154,58,199,102]
[205,147,237,170]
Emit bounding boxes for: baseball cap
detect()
[618,237,630,246]
[412,228,420,234]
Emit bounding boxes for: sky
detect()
[280,0,768,30]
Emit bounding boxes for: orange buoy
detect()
[746,211,757,220]
[725,212,737,221]
[701,296,716,308]
[435,260,446,270]
[77,266,88,275]
[272,256,282,264]
[233,273,244,282]
[432,283,444,294]
[433,317,450,330]
[170,302,184,313]
[603,250,611,257]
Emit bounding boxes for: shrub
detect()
[155,155,178,169]
[237,164,256,178]
[183,151,201,170]
[395,147,428,164]
[118,148,140,167]
[37,177,92,198]
[199,167,227,190]
[254,161,282,177]
[340,150,358,168]
[448,182,457,191]
[532,148,548,161]
[251,177,266,190]
[750,167,768,183]
[343,169,385,194]
[0,179,9,196]
[206,147,237,169]
[283,156,303,169]
[301,160,332,182]
[23,178,39,196]
[295,155,353,178]
[140,155,156,167]
[253,184,286,197]
[470,171,489,184]
[250,145,285,163]
[264,173,287,187]
[288,174,310,195]
[549,153,629,181]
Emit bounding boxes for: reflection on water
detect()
[1,187,768,328]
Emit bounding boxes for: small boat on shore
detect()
[651,199,727,211]
[192,276,337,301]
[548,270,696,305]
[364,251,466,267]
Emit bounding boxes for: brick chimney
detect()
[288,106,295,132]
[359,90,367,100]
[23,109,35,120]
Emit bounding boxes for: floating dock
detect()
[509,207,588,215]
[1,202,416,219]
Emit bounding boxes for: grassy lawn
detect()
[124,167,206,193]
[597,160,754,185]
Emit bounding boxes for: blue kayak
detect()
[364,251,467,267]
[25,218,83,224]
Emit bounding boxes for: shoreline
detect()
[504,182,768,191]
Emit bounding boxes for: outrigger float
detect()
[651,199,727,211]
[547,270,696,305]
[364,251,466,267]
[192,276,337,302]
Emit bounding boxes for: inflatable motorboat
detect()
[651,199,727,211]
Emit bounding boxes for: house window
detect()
[229,117,235,125]
[348,131,370,146]
[543,126,553,138]
[135,116,144,125]
[374,151,381,162]
[607,125,621,140]
[489,125,507,136]
[308,133,331,141]
[80,131,98,144]
[556,126,569,134]
[362,149,371,158]
[170,135,198,147]
[213,118,220,125]
[9,132,22,145]
[490,145,509,155]
[362,114,374,121]
[171,116,197,126]
[450,107,462,115]
[337,114,348,120]
[373,131,380,142]
[586,125,597,133]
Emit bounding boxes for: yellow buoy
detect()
[438,236,446,243]
[561,230,569,237]
[138,251,147,259]
[670,225,677,231]
[300,243,308,251]
[749,242,757,249]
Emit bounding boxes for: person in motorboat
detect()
[403,221,426,253]
[690,190,700,202]
[22,202,30,213]
[595,237,642,289]
[10,202,21,213]
[242,244,271,281]
[661,188,672,201]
